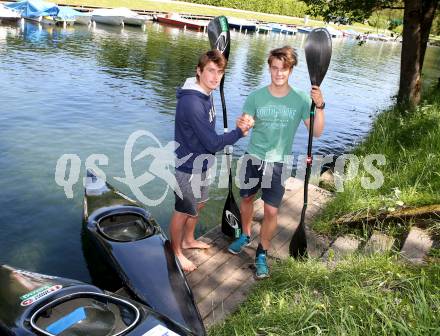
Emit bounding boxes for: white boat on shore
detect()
[74,13,92,25]
[114,7,151,27]
[91,8,124,26]
[0,4,21,22]
[91,8,151,27]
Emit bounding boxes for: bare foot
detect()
[182,240,211,250]
[176,254,197,272]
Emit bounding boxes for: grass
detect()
[312,89,440,238]
[207,89,440,335]
[207,91,440,334]
[209,254,440,336]
[56,0,309,24]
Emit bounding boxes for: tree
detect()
[303,0,438,108]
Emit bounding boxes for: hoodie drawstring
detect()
[258,161,268,176]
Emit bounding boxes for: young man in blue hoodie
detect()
[170,50,252,272]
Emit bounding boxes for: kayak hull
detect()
[0,264,193,336]
[83,170,205,336]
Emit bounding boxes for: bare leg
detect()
[260,203,279,250]
[240,195,255,236]
[169,211,196,272]
[182,202,211,249]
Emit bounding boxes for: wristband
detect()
[316,102,325,109]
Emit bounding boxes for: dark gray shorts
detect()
[174,170,210,217]
[238,154,287,208]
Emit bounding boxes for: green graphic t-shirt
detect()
[243,86,311,162]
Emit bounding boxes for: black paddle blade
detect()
[304,28,332,86]
[289,217,308,259]
[221,188,242,238]
[208,16,230,60]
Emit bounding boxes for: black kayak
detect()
[0,264,193,336]
[83,169,205,336]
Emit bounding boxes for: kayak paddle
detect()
[289,28,332,258]
[208,16,242,238]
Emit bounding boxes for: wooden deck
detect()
[183,177,332,327]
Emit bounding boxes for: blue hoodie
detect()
[175,77,243,174]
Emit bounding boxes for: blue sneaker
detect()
[255,253,269,279]
[228,234,250,254]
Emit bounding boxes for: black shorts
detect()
[238,154,288,208]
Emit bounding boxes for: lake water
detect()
[0,20,439,281]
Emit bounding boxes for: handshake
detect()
[236,114,255,136]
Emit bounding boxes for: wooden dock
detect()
[183,177,332,327]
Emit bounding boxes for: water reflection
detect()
[93,22,210,111]
[242,35,269,87]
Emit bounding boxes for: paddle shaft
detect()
[219,63,233,181]
[220,76,228,131]
[300,101,316,223]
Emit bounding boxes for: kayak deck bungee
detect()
[0,264,193,336]
[83,169,205,336]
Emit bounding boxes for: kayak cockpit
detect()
[30,292,140,336]
[97,212,156,242]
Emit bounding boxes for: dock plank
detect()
[182,178,332,327]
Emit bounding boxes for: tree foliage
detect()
[304,0,404,23]
[302,0,438,107]
[433,10,440,35]
[181,0,308,17]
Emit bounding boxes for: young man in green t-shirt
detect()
[228,46,326,278]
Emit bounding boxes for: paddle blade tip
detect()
[289,225,308,259]
[304,28,332,86]
[207,16,230,60]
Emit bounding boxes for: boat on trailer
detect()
[156,13,207,31]
[0,264,194,335]
[83,169,206,336]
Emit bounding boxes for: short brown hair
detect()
[267,46,297,70]
[196,49,227,80]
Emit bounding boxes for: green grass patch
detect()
[56,0,307,24]
[312,89,440,237]
[209,254,440,335]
